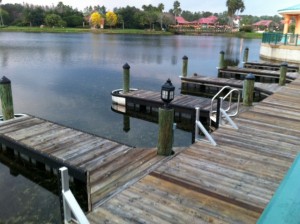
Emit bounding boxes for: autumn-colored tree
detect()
[90,11,101,28]
[105,11,118,28]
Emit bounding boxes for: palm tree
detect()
[226,0,245,28]
[0,0,4,26]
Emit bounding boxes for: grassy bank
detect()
[0,26,173,35]
[0,26,262,38]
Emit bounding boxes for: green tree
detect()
[45,13,66,27]
[173,1,182,17]
[114,6,142,29]
[105,11,117,28]
[226,0,245,27]
[23,4,45,26]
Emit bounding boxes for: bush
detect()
[239,25,253,32]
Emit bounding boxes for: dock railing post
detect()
[59,167,72,223]
[243,47,249,64]
[0,76,14,120]
[279,62,288,86]
[182,55,188,77]
[123,63,130,94]
[243,73,255,106]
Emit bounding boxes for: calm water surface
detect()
[0,32,261,222]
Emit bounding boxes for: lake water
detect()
[0,32,261,222]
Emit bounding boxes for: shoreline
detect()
[0,26,262,39]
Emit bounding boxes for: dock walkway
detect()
[88,76,300,222]
[0,116,173,211]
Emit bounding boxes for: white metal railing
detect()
[219,108,238,129]
[195,107,217,146]
[59,167,89,224]
[210,86,240,127]
[210,86,240,115]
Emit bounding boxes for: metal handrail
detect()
[222,89,240,116]
[219,108,238,129]
[195,107,217,146]
[59,167,89,224]
[210,86,232,113]
[210,86,240,116]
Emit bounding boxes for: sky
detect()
[1,0,300,16]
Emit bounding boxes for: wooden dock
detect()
[244,62,298,72]
[181,75,283,96]
[115,89,212,121]
[219,67,298,82]
[88,76,300,222]
[0,116,177,211]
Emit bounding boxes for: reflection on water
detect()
[0,32,261,222]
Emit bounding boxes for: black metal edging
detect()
[0,135,87,182]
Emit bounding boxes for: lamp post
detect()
[157,79,175,156]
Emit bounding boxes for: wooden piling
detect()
[157,107,174,156]
[218,51,226,69]
[0,76,14,120]
[243,47,249,63]
[243,73,255,106]
[182,55,188,77]
[279,62,288,86]
[123,63,130,94]
[123,115,130,132]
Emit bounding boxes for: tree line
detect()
[0,0,283,30]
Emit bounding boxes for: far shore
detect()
[0,26,263,39]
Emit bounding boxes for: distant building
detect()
[252,20,278,32]
[260,4,300,64]
[278,4,300,34]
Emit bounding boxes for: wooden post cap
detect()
[182,55,188,60]
[220,51,225,54]
[245,73,255,80]
[281,62,288,67]
[0,76,11,84]
[123,63,130,69]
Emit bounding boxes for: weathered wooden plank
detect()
[4,121,60,141]
[186,144,289,182]
[237,111,300,130]
[80,145,131,171]
[90,148,156,193]
[67,140,121,167]
[0,117,44,134]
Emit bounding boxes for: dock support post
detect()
[123,63,130,94]
[279,62,288,86]
[243,73,255,106]
[0,76,14,120]
[243,47,249,63]
[157,107,174,156]
[182,55,188,77]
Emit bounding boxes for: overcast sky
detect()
[2,0,299,16]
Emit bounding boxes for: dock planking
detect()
[0,115,176,211]
[88,76,300,223]
[118,89,213,120]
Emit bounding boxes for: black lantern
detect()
[161,79,175,107]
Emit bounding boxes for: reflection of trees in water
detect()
[224,37,243,66]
